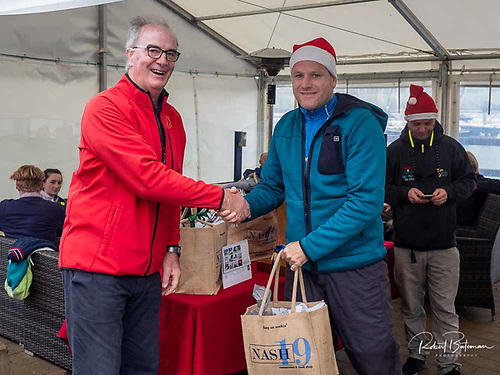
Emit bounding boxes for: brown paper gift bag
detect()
[241,251,339,374]
[175,216,226,295]
[228,211,279,261]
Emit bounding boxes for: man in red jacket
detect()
[59,16,247,374]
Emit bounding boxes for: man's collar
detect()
[20,192,42,198]
[123,73,169,108]
[299,95,337,119]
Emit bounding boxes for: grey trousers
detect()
[285,260,402,375]
[62,270,162,375]
[394,247,461,375]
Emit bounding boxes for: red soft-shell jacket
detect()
[59,75,223,276]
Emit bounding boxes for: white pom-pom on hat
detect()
[408,97,417,105]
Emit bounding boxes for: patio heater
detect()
[232,48,290,181]
[244,47,291,147]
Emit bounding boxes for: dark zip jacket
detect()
[385,122,476,250]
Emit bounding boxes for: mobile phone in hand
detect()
[419,194,434,199]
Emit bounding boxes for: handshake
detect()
[219,187,251,224]
[218,187,308,271]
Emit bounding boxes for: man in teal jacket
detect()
[231,38,401,373]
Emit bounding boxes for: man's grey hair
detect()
[125,16,179,71]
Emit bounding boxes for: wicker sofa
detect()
[455,194,500,317]
[0,236,71,370]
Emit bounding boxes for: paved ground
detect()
[2,283,500,375]
[0,336,67,375]
[336,291,500,375]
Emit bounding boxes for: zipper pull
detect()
[421,144,424,153]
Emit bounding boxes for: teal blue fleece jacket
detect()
[244,93,388,273]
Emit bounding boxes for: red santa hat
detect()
[404,84,438,121]
[289,37,337,78]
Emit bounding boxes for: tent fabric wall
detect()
[0,57,96,199]
[107,69,259,183]
[192,74,259,183]
[0,6,98,62]
[0,0,258,199]
[106,0,257,75]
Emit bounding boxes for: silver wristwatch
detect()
[166,245,181,257]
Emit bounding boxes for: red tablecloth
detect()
[158,262,284,375]
[58,244,397,374]
[384,240,399,299]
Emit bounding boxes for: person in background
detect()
[385,85,475,375]
[0,165,65,246]
[41,168,66,207]
[59,15,247,375]
[222,37,401,374]
[258,151,267,168]
[382,202,394,241]
[456,151,500,226]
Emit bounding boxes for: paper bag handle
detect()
[258,250,307,316]
[271,252,280,303]
[290,265,307,312]
[271,253,307,305]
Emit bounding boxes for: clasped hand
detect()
[408,187,447,206]
[218,187,251,224]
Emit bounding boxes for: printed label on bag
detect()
[221,240,252,288]
[250,343,294,364]
[250,337,312,368]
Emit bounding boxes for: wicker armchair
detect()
[0,236,71,370]
[455,194,500,317]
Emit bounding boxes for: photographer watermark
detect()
[410,331,494,357]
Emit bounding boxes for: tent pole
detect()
[268,104,274,148]
[192,75,201,179]
[258,71,270,153]
[488,74,493,116]
[98,5,107,92]
[389,0,448,60]
[439,62,451,135]
[398,78,401,113]
[449,79,460,141]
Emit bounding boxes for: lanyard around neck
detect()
[409,130,434,153]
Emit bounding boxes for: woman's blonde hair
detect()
[10,165,44,193]
[466,151,479,174]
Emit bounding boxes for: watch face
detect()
[168,246,181,256]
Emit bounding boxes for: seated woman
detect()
[0,165,66,246]
[41,168,67,207]
[457,151,500,226]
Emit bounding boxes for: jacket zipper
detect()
[144,95,168,276]
[301,113,336,272]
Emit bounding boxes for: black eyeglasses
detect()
[132,45,180,62]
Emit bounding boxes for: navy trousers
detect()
[62,269,162,375]
[285,260,402,375]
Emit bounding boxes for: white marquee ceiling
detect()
[168,0,500,66]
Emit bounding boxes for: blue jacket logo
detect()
[437,168,448,178]
[401,167,416,182]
